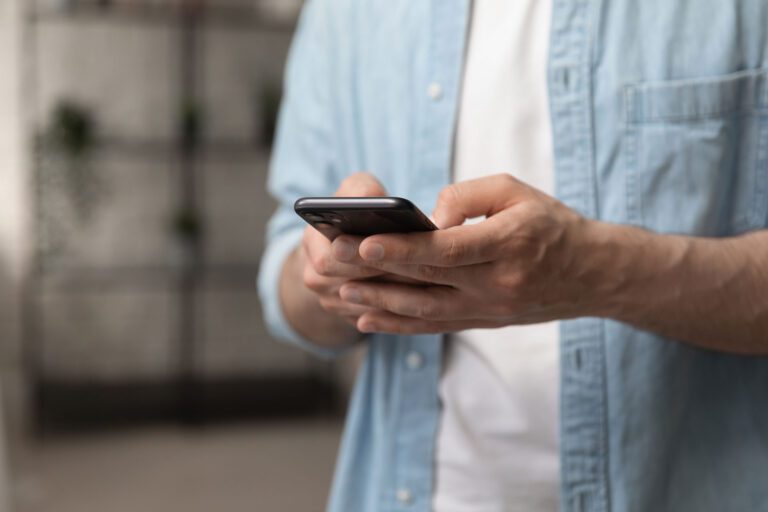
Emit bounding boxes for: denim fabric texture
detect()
[258,0,768,510]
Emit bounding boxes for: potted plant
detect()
[171,207,203,246]
[179,101,203,152]
[257,82,282,148]
[45,100,101,223]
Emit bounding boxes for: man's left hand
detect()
[331,174,614,334]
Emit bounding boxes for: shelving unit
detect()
[34,136,273,161]
[31,1,297,31]
[22,0,338,432]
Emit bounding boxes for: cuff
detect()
[258,228,352,360]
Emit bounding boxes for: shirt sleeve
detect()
[257,0,351,360]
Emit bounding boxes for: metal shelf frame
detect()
[29,0,296,32]
[21,0,332,431]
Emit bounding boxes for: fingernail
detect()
[333,239,355,261]
[359,322,377,333]
[362,242,384,261]
[342,287,363,304]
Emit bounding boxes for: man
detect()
[259,0,768,510]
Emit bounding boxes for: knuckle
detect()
[494,173,519,191]
[306,246,322,269]
[394,241,416,263]
[416,300,443,320]
[374,291,401,314]
[366,290,385,309]
[311,253,332,276]
[302,266,324,291]
[416,264,443,282]
[437,184,461,208]
[339,172,382,197]
[318,296,337,313]
[515,200,545,222]
[499,173,517,186]
[497,270,527,298]
[442,237,465,265]
[397,300,420,318]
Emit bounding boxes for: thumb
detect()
[335,172,387,197]
[432,174,526,229]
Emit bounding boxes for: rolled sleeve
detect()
[257,0,352,360]
[257,226,351,360]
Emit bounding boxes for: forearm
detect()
[279,247,362,349]
[589,222,768,354]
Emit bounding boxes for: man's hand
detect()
[331,173,768,354]
[299,224,381,327]
[332,174,612,334]
[279,172,388,346]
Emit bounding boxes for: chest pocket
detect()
[624,69,768,236]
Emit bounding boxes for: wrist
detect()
[280,247,361,347]
[571,219,623,318]
[578,219,690,322]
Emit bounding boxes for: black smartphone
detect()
[294,197,438,241]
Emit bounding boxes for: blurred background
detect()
[0,0,358,510]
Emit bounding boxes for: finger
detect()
[302,265,382,296]
[342,315,362,328]
[323,259,385,280]
[335,172,387,197]
[333,235,436,279]
[331,235,364,262]
[339,282,468,321]
[333,236,438,284]
[318,296,377,318]
[302,265,340,295]
[357,222,502,267]
[358,260,472,286]
[355,311,501,335]
[306,231,384,280]
[432,174,531,228]
[307,253,384,280]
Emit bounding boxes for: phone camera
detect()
[314,222,336,231]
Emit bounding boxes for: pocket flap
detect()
[625,69,768,124]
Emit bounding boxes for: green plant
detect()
[258,82,282,147]
[44,100,101,224]
[171,207,204,244]
[179,101,203,151]
[50,101,96,157]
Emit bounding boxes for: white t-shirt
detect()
[432,0,559,510]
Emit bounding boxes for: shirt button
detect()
[396,488,413,505]
[405,351,424,370]
[427,82,443,100]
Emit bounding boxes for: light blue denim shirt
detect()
[258,1,768,510]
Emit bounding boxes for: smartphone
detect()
[294,197,438,241]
